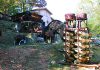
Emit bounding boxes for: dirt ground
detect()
[0,46,51,70]
[0,44,99,70]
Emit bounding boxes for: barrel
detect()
[65,13,76,21]
[76,13,87,20]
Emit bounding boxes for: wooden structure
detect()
[11,11,43,22]
[70,64,100,70]
[44,20,63,43]
[63,13,92,64]
[31,7,52,26]
[11,11,64,43]
[11,11,44,33]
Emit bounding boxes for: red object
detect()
[76,13,87,20]
[65,13,76,21]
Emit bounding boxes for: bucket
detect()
[70,64,100,70]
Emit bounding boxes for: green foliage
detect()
[79,0,100,36]
[8,5,19,15]
[0,0,15,14]
[27,0,47,7]
[0,0,25,14]
[90,47,100,63]
[0,21,16,48]
[0,0,47,15]
[0,20,15,31]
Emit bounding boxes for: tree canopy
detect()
[0,0,47,15]
[0,0,16,14]
[78,0,100,36]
